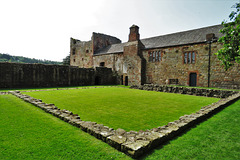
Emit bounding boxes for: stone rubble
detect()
[6,87,240,158]
[130,84,238,98]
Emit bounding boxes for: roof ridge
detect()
[140,24,222,41]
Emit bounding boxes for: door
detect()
[189,73,197,86]
[125,76,128,86]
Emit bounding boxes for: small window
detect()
[158,51,161,61]
[184,51,196,64]
[72,48,76,55]
[152,52,155,62]
[73,59,75,62]
[192,52,195,63]
[156,51,158,62]
[86,50,89,53]
[100,62,105,67]
[149,52,153,62]
[149,50,162,63]
[188,52,191,63]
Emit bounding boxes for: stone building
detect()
[70,24,240,89]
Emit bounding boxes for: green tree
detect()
[216,3,240,70]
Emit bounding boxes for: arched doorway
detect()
[189,73,197,86]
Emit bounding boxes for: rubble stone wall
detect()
[142,42,240,89]
[0,62,116,88]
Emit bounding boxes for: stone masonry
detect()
[70,24,240,89]
[0,62,117,88]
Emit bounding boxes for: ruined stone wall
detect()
[143,42,240,89]
[92,32,121,53]
[93,53,123,72]
[0,62,117,88]
[70,38,93,68]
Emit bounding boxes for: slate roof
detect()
[94,24,223,55]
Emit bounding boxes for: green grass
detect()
[143,99,240,160]
[25,88,219,131]
[1,91,239,159]
[0,85,129,92]
[0,94,130,160]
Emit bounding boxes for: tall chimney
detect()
[128,25,140,42]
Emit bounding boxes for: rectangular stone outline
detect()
[3,86,239,158]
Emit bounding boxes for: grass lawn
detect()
[0,94,130,160]
[1,91,239,159]
[25,87,219,131]
[143,99,240,160]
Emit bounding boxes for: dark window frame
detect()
[149,50,162,63]
[183,51,196,64]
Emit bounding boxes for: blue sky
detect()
[0,0,239,61]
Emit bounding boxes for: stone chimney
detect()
[128,25,140,42]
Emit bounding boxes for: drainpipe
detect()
[207,41,211,88]
[206,33,215,88]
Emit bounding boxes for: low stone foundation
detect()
[130,84,238,98]
[6,87,240,158]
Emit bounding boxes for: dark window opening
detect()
[73,59,75,62]
[100,62,105,67]
[72,48,76,55]
[86,50,89,53]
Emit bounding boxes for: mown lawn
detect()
[142,99,240,160]
[0,94,130,160]
[1,92,240,159]
[25,87,219,131]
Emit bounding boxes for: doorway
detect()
[189,73,197,86]
[125,76,128,86]
[95,76,101,85]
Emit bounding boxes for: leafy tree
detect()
[62,54,70,65]
[216,3,240,70]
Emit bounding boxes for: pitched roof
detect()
[94,24,223,55]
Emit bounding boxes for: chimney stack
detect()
[128,25,140,42]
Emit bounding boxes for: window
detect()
[100,62,105,67]
[86,50,89,53]
[158,51,161,61]
[184,51,196,64]
[192,52,195,63]
[72,48,76,55]
[149,52,153,62]
[149,50,162,62]
[152,52,155,62]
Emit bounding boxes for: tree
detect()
[216,3,240,70]
[63,54,70,65]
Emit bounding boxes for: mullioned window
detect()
[149,50,162,62]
